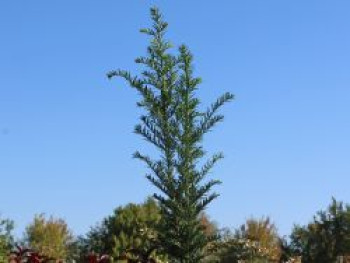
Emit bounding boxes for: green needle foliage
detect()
[108,7,233,263]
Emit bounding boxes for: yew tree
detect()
[108,7,233,263]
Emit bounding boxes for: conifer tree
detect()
[108,7,233,263]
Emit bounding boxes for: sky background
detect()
[1,1,350,238]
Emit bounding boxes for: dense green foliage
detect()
[4,199,350,263]
[80,198,161,260]
[108,7,233,263]
[290,198,350,263]
[79,199,217,263]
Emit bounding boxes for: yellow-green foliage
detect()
[25,214,73,259]
[239,217,281,261]
[0,217,14,263]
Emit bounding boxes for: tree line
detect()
[1,197,350,263]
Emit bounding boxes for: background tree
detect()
[25,214,74,260]
[0,216,14,263]
[235,217,282,261]
[108,7,233,263]
[208,233,262,263]
[199,214,218,238]
[290,198,350,263]
[80,198,162,261]
[211,217,282,263]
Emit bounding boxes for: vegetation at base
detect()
[79,198,216,263]
[3,198,350,263]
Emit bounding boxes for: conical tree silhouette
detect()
[108,7,233,263]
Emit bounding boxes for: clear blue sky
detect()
[1,1,350,238]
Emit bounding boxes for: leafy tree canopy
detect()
[25,214,74,260]
[210,217,283,263]
[290,198,350,263]
[235,217,282,261]
[81,198,161,260]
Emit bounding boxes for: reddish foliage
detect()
[9,246,56,263]
[10,246,113,263]
[87,253,110,263]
